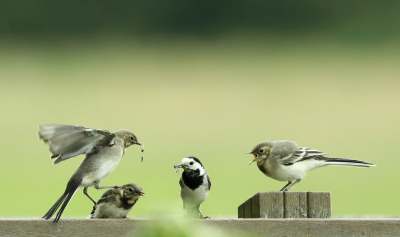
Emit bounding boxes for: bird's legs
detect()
[280,182,292,191]
[280,179,301,192]
[83,187,96,205]
[197,204,210,219]
[94,183,120,190]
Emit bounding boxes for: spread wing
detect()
[38,124,115,164]
[279,147,328,165]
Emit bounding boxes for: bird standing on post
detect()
[246,140,375,191]
[174,157,211,219]
[39,125,144,223]
[89,183,145,219]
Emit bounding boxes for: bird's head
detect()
[246,141,273,165]
[121,183,145,200]
[174,157,205,175]
[115,130,144,152]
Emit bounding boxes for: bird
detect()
[89,183,144,219]
[174,157,211,219]
[38,124,144,223]
[246,140,375,191]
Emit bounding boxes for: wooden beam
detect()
[1,219,400,237]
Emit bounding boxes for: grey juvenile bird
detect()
[246,140,375,191]
[89,183,144,219]
[174,157,211,219]
[39,125,144,223]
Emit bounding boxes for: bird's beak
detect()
[246,152,258,165]
[136,141,144,152]
[174,164,183,172]
[136,191,145,196]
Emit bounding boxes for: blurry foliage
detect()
[133,218,232,237]
[0,0,400,40]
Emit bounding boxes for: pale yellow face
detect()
[122,183,145,199]
[115,130,143,151]
[247,142,272,165]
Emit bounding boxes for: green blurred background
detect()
[0,1,399,218]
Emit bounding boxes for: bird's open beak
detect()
[174,164,183,172]
[245,152,258,165]
[136,191,145,196]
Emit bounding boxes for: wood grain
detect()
[1,219,400,237]
[308,192,331,218]
[284,192,307,218]
[238,203,244,218]
[244,197,253,218]
[259,192,284,218]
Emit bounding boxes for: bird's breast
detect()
[80,146,124,187]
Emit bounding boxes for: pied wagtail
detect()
[174,157,211,219]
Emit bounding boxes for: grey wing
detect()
[38,124,115,164]
[90,189,114,215]
[280,146,328,165]
[206,174,211,191]
[179,178,185,188]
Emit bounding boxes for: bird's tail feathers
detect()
[326,158,375,167]
[43,178,81,223]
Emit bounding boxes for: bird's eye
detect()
[130,136,134,141]
[259,149,264,153]
[128,188,133,192]
[189,161,194,165]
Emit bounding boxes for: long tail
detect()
[43,178,80,223]
[326,158,375,167]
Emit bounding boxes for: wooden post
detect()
[244,197,252,218]
[284,192,307,218]
[307,192,331,218]
[238,192,331,219]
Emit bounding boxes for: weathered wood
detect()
[239,192,331,219]
[259,192,284,218]
[238,203,244,218]
[1,219,400,237]
[284,192,307,218]
[244,197,253,218]
[251,193,260,218]
[308,192,331,218]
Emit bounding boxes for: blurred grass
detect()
[0,37,399,218]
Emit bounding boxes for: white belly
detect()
[268,159,327,182]
[81,157,121,187]
[181,183,209,207]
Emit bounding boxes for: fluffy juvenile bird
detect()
[246,140,375,191]
[174,157,211,219]
[89,183,144,219]
[39,125,144,223]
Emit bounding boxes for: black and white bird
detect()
[174,157,211,219]
[89,183,144,219]
[246,140,375,191]
[39,124,144,222]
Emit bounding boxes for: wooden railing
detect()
[1,192,399,236]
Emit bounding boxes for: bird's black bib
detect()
[182,169,204,190]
